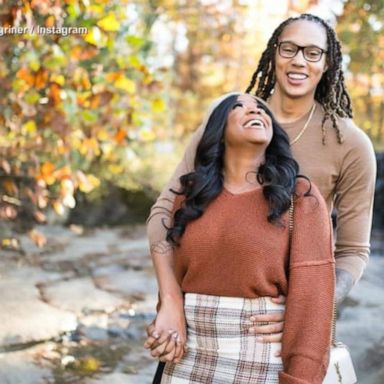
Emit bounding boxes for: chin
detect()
[284,87,314,99]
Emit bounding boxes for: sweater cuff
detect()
[279,371,310,384]
[280,355,325,384]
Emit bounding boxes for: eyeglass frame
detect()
[275,41,328,63]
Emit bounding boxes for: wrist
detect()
[160,291,184,306]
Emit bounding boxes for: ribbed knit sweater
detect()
[171,178,335,384]
[147,98,376,283]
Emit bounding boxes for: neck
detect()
[223,146,265,186]
[268,87,315,123]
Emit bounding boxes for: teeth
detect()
[244,119,264,128]
[288,73,307,80]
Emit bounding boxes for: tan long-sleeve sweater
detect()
[147,99,376,283]
[171,178,335,384]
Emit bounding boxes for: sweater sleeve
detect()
[333,124,376,283]
[146,126,204,246]
[279,181,335,384]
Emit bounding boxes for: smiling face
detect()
[274,20,328,100]
[224,94,273,147]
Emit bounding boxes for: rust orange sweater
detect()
[172,178,335,384]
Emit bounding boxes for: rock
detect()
[93,269,157,299]
[337,255,384,383]
[42,277,125,314]
[0,345,53,384]
[85,370,156,384]
[0,270,77,347]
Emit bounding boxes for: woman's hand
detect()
[144,296,187,363]
[248,295,286,356]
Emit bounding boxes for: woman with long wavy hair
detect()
[145,92,335,383]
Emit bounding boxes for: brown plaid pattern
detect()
[161,293,284,383]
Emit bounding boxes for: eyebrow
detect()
[279,40,327,50]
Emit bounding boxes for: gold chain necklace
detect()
[289,103,316,146]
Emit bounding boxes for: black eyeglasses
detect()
[276,41,327,62]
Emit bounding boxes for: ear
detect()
[323,62,329,73]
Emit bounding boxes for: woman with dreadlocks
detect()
[145,13,376,382]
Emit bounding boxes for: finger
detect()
[146,321,156,337]
[249,321,284,334]
[173,337,185,363]
[162,333,178,355]
[274,349,281,357]
[256,332,283,343]
[152,332,177,357]
[151,329,174,350]
[270,295,286,304]
[250,312,284,323]
[144,336,157,349]
[160,342,177,363]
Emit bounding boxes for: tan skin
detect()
[145,20,329,362]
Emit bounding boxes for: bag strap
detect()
[287,194,337,346]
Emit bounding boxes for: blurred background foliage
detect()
[0,0,383,247]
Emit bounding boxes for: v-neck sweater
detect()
[170,178,335,384]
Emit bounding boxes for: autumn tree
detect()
[0,0,166,246]
[337,0,384,146]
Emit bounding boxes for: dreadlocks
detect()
[245,13,352,144]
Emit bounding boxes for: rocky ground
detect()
[0,225,383,384]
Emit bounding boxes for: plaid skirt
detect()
[161,293,284,384]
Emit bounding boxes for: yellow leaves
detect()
[22,120,37,134]
[84,26,108,47]
[138,128,156,142]
[50,74,65,86]
[1,238,20,251]
[77,91,92,108]
[40,161,56,185]
[45,15,55,28]
[96,128,109,141]
[72,356,101,374]
[114,76,136,94]
[73,67,91,90]
[106,72,136,94]
[76,171,100,193]
[151,98,166,113]
[108,163,124,174]
[77,137,101,157]
[97,13,120,32]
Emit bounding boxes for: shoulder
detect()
[337,117,374,151]
[335,118,376,174]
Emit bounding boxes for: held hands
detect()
[144,295,286,363]
[144,296,187,363]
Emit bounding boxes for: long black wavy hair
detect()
[166,94,300,245]
[245,13,352,144]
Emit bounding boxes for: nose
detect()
[291,49,306,66]
[246,104,259,114]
